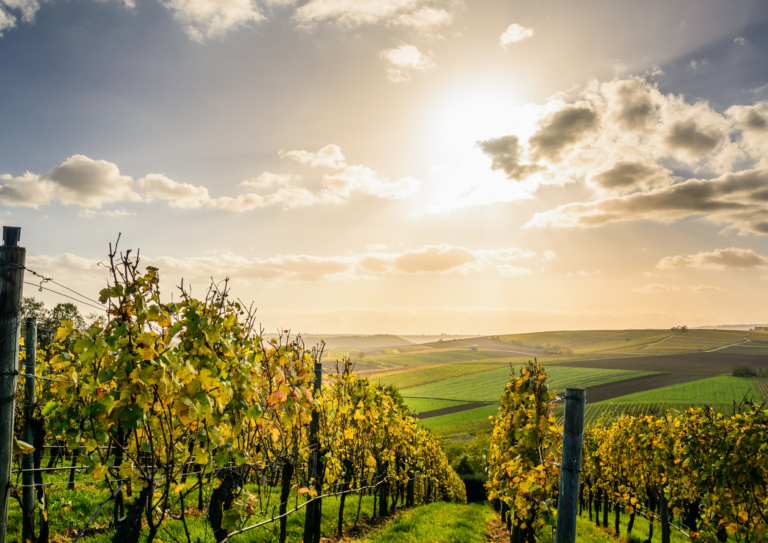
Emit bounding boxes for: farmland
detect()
[340,329,768,439]
[400,366,656,403]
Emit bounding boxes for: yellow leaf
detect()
[173,484,185,494]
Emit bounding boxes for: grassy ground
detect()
[371,363,503,390]
[573,508,689,543]
[360,502,494,543]
[404,398,466,413]
[598,375,760,405]
[421,404,500,429]
[401,366,656,403]
[433,418,495,444]
[8,473,379,543]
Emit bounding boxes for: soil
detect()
[416,401,494,419]
[557,350,768,375]
[581,373,707,403]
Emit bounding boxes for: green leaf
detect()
[41,401,58,416]
[221,509,241,532]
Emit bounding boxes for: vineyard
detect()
[3,245,465,543]
[486,360,768,543]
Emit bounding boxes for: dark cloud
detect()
[591,161,671,191]
[529,106,599,161]
[526,168,768,234]
[745,109,767,130]
[658,247,768,269]
[611,79,656,131]
[477,135,541,180]
[664,119,724,157]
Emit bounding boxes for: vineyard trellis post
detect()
[554,388,586,543]
[302,361,323,543]
[22,317,37,542]
[0,225,25,543]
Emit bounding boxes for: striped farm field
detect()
[323,349,352,358]
[754,376,768,401]
[370,363,503,390]
[401,365,656,403]
[420,404,499,429]
[404,398,466,413]
[580,402,735,428]
[598,375,760,405]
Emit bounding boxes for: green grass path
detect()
[361,502,494,543]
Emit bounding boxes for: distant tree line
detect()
[20,296,105,347]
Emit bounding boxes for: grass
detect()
[370,363,503,390]
[361,502,494,543]
[368,349,513,367]
[401,366,656,403]
[8,472,379,543]
[421,404,499,429]
[598,375,760,405]
[404,398,466,413]
[572,506,689,543]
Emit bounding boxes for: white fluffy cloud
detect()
[294,0,454,30]
[0,147,422,213]
[379,44,435,83]
[657,248,768,270]
[279,144,347,169]
[0,155,141,209]
[28,244,537,284]
[499,23,533,48]
[158,0,264,41]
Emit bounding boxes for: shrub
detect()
[733,364,757,377]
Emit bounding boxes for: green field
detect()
[372,363,503,390]
[401,366,657,402]
[580,402,736,428]
[599,375,760,405]
[432,417,495,443]
[404,398,466,413]
[421,404,499,429]
[362,502,494,543]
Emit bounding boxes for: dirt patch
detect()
[416,401,494,419]
[582,373,707,403]
[557,350,768,375]
[486,512,510,542]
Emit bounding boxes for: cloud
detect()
[241,172,301,188]
[525,168,768,236]
[566,270,603,277]
[0,0,42,36]
[29,244,536,284]
[663,118,725,159]
[379,44,435,83]
[499,23,533,47]
[294,0,455,30]
[657,247,768,270]
[689,285,724,293]
[79,209,136,219]
[322,165,421,199]
[634,283,680,294]
[159,0,265,41]
[589,160,673,193]
[1,147,421,213]
[542,250,557,260]
[210,187,340,211]
[0,155,141,209]
[138,174,211,209]
[279,144,347,169]
[476,135,541,180]
[528,105,600,162]
[734,37,746,46]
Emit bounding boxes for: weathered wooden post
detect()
[0,226,25,543]
[22,317,36,542]
[303,361,322,543]
[554,388,586,543]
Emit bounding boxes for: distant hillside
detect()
[398,334,482,344]
[263,333,412,350]
[694,324,768,331]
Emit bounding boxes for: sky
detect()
[1,0,768,334]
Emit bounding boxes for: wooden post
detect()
[0,226,25,543]
[554,388,586,543]
[22,318,36,542]
[303,361,322,543]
